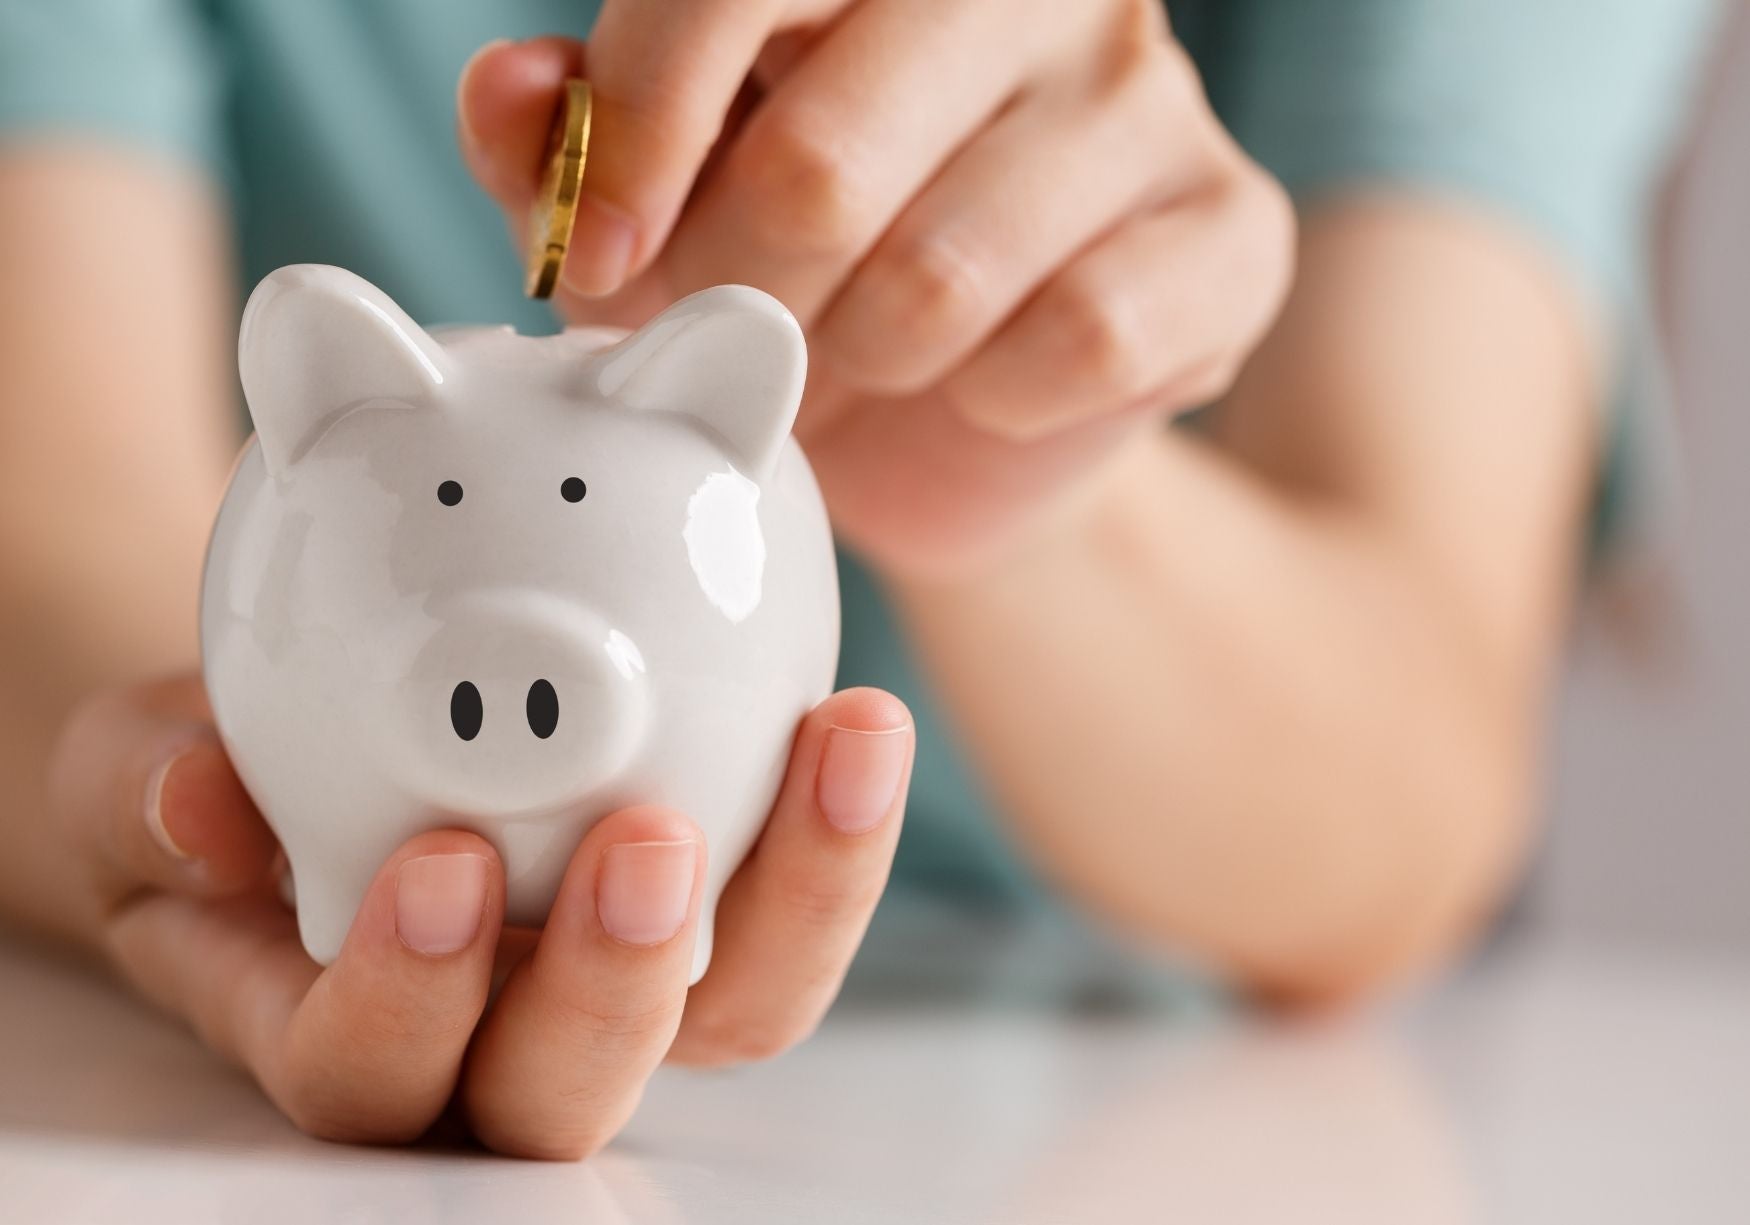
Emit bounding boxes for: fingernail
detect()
[143,751,197,860]
[817,726,909,835]
[597,840,697,946]
[560,194,638,297]
[455,37,512,156]
[396,854,489,956]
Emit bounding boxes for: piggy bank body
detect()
[202,265,839,976]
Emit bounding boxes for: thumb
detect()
[51,675,278,904]
[456,36,583,217]
[456,3,785,299]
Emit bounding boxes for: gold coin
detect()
[524,78,593,299]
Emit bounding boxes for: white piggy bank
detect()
[201,264,839,977]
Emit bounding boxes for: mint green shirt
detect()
[0,0,1720,1000]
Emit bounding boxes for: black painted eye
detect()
[526,679,559,739]
[437,480,464,507]
[560,477,587,503]
[450,681,482,741]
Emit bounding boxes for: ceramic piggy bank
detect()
[201,264,839,977]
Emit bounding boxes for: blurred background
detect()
[3,4,1749,1222]
[1536,6,1749,957]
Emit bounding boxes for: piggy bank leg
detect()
[283,848,376,966]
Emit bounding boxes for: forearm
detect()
[0,147,236,941]
[0,540,213,944]
[891,434,1538,1000]
[889,200,1597,1002]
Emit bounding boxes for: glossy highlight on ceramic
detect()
[201,265,840,979]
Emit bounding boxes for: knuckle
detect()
[521,1136,608,1163]
[1201,356,1246,403]
[534,970,681,1052]
[1092,2,1187,107]
[1094,33,1222,182]
[469,1090,634,1161]
[48,691,127,807]
[576,998,678,1046]
[1254,166,1297,239]
[773,872,885,931]
[1174,355,1244,411]
[483,1121,619,1163]
[1153,29,1204,91]
[278,1086,414,1147]
[1046,276,1154,400]
[677,1011,819,1068]
[609,74,722,165]
[1248,172,1300,291]
[1215,169,1298,338]
[1152,44,1209,129]
[1222,156,1295,246]
[1116,0,1173,42]
[877,235,988,345]
[739,109,871,255]
[353,997,479,1049]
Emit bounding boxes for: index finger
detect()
[107,829,505,1145]
[456,1,785,298]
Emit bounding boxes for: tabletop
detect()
[1,930,1745,1225]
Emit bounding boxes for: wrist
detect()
[850,416,1167,605]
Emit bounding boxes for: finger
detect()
[669,688,911,1067]
[655,0,1083,322]
[456,36,585,215]
[455,16,781,299]
[943,169,1295,442]
[457,4,793,299]
[462,807,705,1160]
[811,34,1200,396]
[575,0,828,295]
[50,676,279,902]
[803,366,1157,576]
[105,829,504,1144]
[454,35,677,333]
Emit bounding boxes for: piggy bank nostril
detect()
[450,681,483,742]
[527,679,559,739]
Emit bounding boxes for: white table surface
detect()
[1,931,1745,1225]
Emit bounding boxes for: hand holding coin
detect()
[460,9,1290,574]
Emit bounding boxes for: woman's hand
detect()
[49,674,912,1158]
[458,0,1294,576]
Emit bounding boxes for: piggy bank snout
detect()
[401,591,649,816]
[445,676,564,743]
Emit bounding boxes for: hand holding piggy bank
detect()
[202,265,839,978]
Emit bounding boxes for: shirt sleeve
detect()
[1190,0,1723,311]
[0,0,229,182]
[1183,0,1725,563]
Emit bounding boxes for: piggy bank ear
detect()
[593,285,806,478]
[239,264,449,477]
